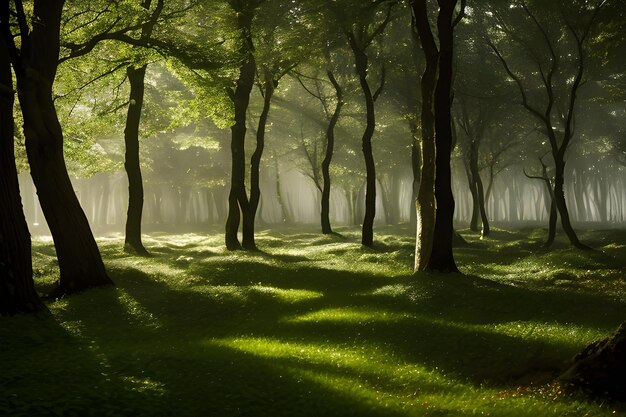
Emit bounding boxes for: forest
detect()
[1,0,625,415]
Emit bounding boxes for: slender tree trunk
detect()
[123,65,149,255]
[243,69,275,250]
[321,70,343,234]
[0,30,45,315]
[348,37,377,247]
[475,171,490,236]
[545,193,557,248]
[553,158,589,249]
[468,143,489,236]
[427,0,458,272]
[225,47,255,250]
[8,0,112,296]
[466,163,480,232]
[409,123,421,229]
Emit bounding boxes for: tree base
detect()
[124,242,151,257]
[559,321,626,401]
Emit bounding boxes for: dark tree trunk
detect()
[243,69,275,250]
[348,34,378,248]
[553,158,589,249]
[225,17,256,249]
[321,70,343,235]
[8,0,112,296]
[427,0,458,272]
[123,65,149,255]
[0,27,45,315]
[466,164,480,232]
[411,0,437,272]
[546,195,557,247]
[475,171,490,236]
[468,142,489,236]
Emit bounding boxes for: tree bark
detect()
[321,70,343,234]
[123,65,149,255]
[348,33,378,248]
[553,157,588,249]
[225,11,255,250]
[411,0,437,272]
[243,68,275,250]
[7,0,112,296]
[0,26,45,315]
[427,0,458,272]
[466,163,480,232]
[409,123,421,229]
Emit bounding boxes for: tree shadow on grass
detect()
[23,228,626,416]
[0,309,167,417]
[95,257,625,390]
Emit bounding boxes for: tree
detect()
[455,95,491,236]
[3,0,113,296]
[411,0,464,272]
[524,154,558,246]
[294,67,345,234]
[224,0,264,250]
[487,0,606,250]
[343,0,392,247]
[0,6,45,315]
[122,0,164,255]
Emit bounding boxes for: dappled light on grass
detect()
[4,227,625,416]
[283,307,412,324]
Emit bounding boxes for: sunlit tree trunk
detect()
[409,123,421,229]
[0,25,45,315]
[7,0,112,296]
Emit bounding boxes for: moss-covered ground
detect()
[1,226,625,416]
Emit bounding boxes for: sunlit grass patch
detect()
[250,285,324,303]
[284,307,413,324]
[490,321,606,347]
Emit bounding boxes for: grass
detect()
[1,225,625,416]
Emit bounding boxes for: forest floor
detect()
[1,226,625,416]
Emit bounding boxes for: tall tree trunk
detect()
[409,123,421,229]
[8,0,112,296]
[0,29,45,315]
[123,65,149,255]
[427,0,458,272]
[243,69,275,250]
[321,70,343,234]
[348,35,377,248]
[411,0,437,272]
[225,37,255,250]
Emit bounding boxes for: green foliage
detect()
[2,227,625,416]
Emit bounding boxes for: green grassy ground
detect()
[1,226,625,416]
